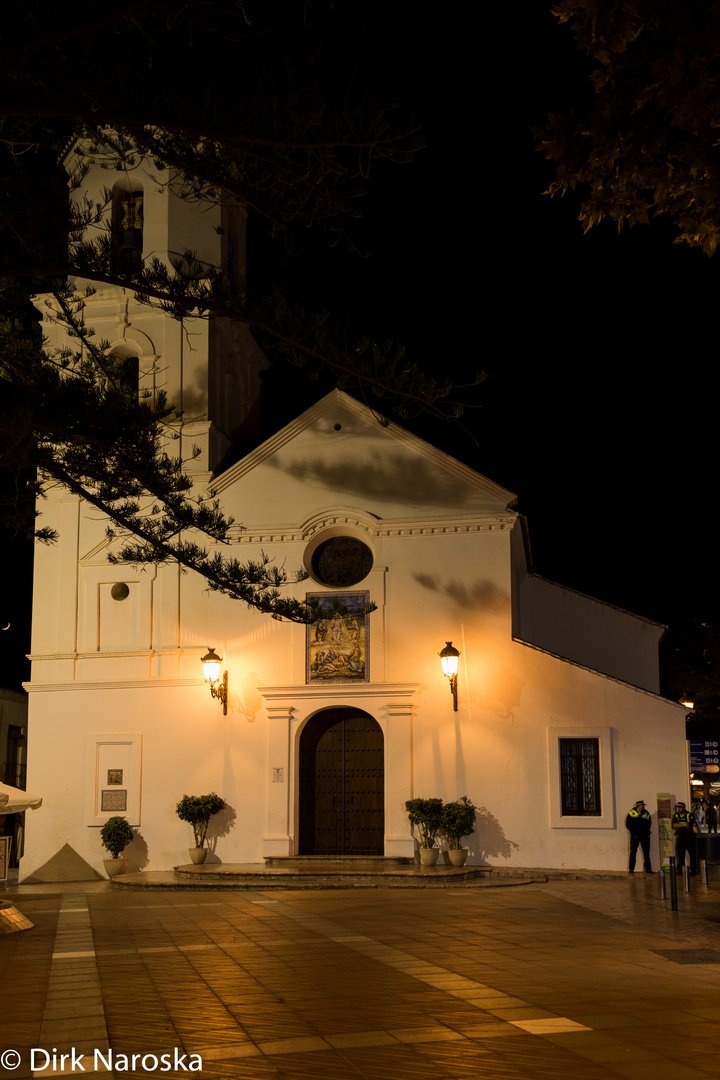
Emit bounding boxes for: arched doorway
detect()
[298,708,384,855]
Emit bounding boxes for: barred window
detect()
[559,737,601,817]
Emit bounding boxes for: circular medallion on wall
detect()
[310,536,373,588]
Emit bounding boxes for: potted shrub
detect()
[176,793,225,863]
[100,815,135,878]
[440,796,477,866]
[405,797,444,866]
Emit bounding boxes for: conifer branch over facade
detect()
[0,2,482,623]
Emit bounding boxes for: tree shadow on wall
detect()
[266,451,478,509]
[125,831,150,872]
[413,573,509,613]
[474,807,519,866]
[205,803,237,864]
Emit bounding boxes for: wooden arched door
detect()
[299,708,384,855]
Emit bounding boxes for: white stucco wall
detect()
[22,392,688,879]
[516,572,664,694]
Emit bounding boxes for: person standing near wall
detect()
[626,799,653,874]
[672,801,699,874]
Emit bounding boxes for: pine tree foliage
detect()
[0,289,342,622]
[1,1,419,244]
[536,0,720,254]
[1,1,479,418]
[0,1,479,622]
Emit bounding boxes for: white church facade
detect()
[20,145,688,881]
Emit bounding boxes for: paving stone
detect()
[6,874,720,1078]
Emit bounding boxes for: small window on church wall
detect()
[559,738,601,816]
[107,353,139,397]
[118,355,139,395]
[111,182,144,273]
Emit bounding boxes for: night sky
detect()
[1,5,717,691]
[302,5,720,632]
[504,10,719,628]
[454,7,720,630]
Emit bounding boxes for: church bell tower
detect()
[35,139,267,476]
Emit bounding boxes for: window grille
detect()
[559,737,601,816]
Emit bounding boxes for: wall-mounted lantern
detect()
[201,647,228,715]
[439,641,460,711]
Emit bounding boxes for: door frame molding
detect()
[259,683,417,859]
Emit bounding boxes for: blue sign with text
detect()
[689,740,720,771]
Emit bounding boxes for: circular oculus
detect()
[310,536,373,587]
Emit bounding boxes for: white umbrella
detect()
[0,782,42,814]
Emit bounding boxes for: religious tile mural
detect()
[306,591,370,684]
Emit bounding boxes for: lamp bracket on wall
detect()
[201,647,228,715]
[439,641,460,712]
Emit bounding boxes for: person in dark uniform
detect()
[672,801,699,874]
[706,802,718,834]
[625,799,653,873]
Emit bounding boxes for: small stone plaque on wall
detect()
[85,733,142,827]
[101,789,128,812]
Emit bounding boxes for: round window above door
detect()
[309,536,374,588]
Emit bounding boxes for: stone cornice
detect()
[28,649,187,661]
[24,667,419,701]
[23,678,201,694]
[219,513,516,546]
[259,683,418,702]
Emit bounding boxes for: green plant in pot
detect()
[405,797,444,866]
[176,793,225,864]
[440,796,477,866]
[100,815,135,879]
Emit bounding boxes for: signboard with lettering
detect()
[689,741,720,772]
[657,794,674,870]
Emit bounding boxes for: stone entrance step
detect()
[174,860,491,884]
[110,860,496,890]
[263,855,415,869]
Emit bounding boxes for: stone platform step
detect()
[263,855,416,869]
[109,860,500,891]
[174,860,491,885]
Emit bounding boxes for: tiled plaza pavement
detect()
[4,874,720,1079]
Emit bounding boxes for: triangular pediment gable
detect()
[211,390,516,527]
